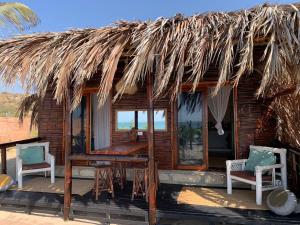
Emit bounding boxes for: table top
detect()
[93,142,148,156]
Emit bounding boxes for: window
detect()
[116,109,167,131]
[91,93,111,151]
[177,92,204,166]
[71,93,111,154]
[116,111,135,130]
[154,110,167,130]
[71,96,87,154]
[138,111,147,130]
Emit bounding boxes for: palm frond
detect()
[0,3,298,111]
[17,93,39,129]
[0,2,39,31]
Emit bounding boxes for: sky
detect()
[0,0,295,93]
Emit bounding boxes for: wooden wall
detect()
[38,86,64,165]
[236,71,277,158]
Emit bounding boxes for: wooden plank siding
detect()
[236,71,277,158]
[38,86,64,165]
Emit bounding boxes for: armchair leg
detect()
[256,171,262,205]
[227,175,232,194]
[226,161,233,195]
[51,169,55,184]
[256,188,262,205]
[281,168,287,190]
[18,173,23,189]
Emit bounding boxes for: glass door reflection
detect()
[177,91,206,167]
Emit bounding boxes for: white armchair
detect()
[226,145,287,205]
[16,142,55,188]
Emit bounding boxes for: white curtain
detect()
[92,94,111,149]
[208,86,232,135]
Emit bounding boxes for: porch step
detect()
[56,166,249,188]
[0,190,149,224]
[157,170,227,187]
[71,197,148,224]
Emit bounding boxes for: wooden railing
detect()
[0,137,42,174]
[287,148,300,196]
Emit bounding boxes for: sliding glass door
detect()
[71,93,111,155]
[176,89,208,170]
[71,96,87,154]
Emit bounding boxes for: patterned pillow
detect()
[244,149,276,171]
[0,174,14,192]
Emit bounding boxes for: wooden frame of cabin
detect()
[36,60,277,224]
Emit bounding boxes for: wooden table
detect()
[93,142,148,155]
[69,142,148,163]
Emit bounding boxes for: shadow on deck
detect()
[0,182,299,225]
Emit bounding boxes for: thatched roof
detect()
[0,2,300,110]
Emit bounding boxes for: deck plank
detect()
[0,183,299,224]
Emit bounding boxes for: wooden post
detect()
[292,153,298,192]
[233,86,239,159]
[1,147,6,174]
[147,73,157,225]
[63,93,72,221]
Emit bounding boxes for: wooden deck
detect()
[0,182,299,225]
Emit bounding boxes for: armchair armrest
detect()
[228,159,248,164]
[226,159,248,172]
[45,153,55,165]
[255,164,283,172]
[16,157,22,167]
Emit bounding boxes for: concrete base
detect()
[54,166,251,188]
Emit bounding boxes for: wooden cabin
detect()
[39,58,276,171]
[37,50,279,224]
[0,3,300,225]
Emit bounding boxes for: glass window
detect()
[71,96,87,154]
[116,109,167,131]
[91,94,111,151]
[177,92,204,166]
[116,111,135,130]
[154,110,166,130]
[138,111,147,130]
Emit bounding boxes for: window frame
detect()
[78,89,113,155]
[173,86,208,171]
[153,109,168,131]
[71,93,89,154]
[71,87,169,156]
[115,108,168,132]
[115,109,137,131]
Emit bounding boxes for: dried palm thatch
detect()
[17,93,39,129]
[0,2,39,31]
[115,79,138,95]
[0,3,299,131]
[271,93,300,149]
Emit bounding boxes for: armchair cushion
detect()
[258,155,276,169]
[20,146,45,165]
[23,162,50,171]
[244,149,276,171]
[231,171,272,181]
